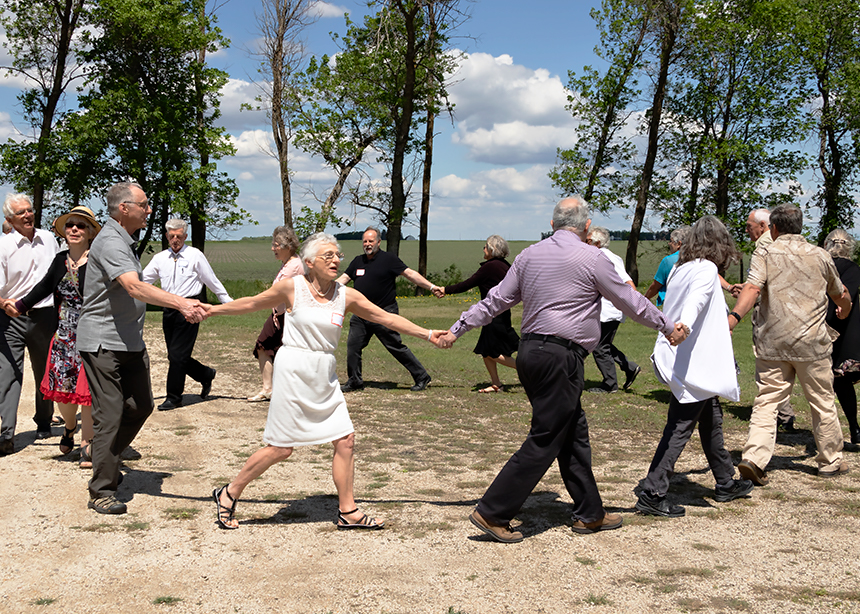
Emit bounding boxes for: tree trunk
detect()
[625,5,679,286]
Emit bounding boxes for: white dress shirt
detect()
[599,247,632,323]
[142,244,232,303]
[0,228,59,309]
[652,259,740,403]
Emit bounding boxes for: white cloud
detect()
[444,51,576,165]
[311,2,349,18]
[217,78,266,131]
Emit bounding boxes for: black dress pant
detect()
[0,307,57,440]
[345,303,428,387]
[476,337,606,525]
[163,307,213,403]
[641,396,735,496]
[592,320,639,391]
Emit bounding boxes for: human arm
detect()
[449,264,522,338]
[727,284,760,332]
[400,267,441,296]
[345,286,443,343]
[833,285,852,319]
[335,273,351,286]
[444,265,487,296]
[644,279,662,300]
[141,256,160,284]
[196,256,232,303]
[14,252,66,314]
[116,271,207,322]
[206,279,295,317]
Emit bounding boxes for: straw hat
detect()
[53,205,102,239]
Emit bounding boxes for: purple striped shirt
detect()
[450,229,674,351]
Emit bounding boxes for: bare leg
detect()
[260,355,274,394]
[57,402,77,431]
[483,357,503,388]
[218,444,293,529]
[491,355,517,370]
[331,433,383,525]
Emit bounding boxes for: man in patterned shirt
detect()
[729,203,851,485]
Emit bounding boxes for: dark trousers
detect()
[163,307,213,403]
[0,308,57,440]
[81,348,154,499]
[834,374,860,433]
[641,396,735,497]
[345,303,428,387]
[476,338,606,525]
[592,320,639,391]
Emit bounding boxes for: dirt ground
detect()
[2,324,860,614]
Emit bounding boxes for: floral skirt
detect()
[40,335,91,406]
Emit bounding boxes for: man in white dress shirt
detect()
[0,193,59,453]
[143,219,232,410]
[586,227,641,393]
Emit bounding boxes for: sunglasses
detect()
[65,221,90,231]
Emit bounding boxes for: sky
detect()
[0,0,664,242]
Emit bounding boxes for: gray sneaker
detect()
[88,495,127,515]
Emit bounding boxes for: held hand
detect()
[2,300,20,318]
[434,330,457,349]
[431,286,445,298]
[837,302,852,320]
[666,322,689,346]
[729,283,744,298]
[179,299,204,323]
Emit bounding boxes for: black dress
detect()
[827,257,860,375]
[444,258,519,358]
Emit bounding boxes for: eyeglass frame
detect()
[316,251,344,263]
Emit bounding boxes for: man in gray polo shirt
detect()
[78,182,206,515]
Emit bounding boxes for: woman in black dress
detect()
[824,229,860,444]
[443,235,519,392]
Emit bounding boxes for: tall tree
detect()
[251,0,317,229]
[625,0,689,285]
[72,0,244,254]
[792,0,860,242]
[0,0,89,226]
[549,0,651,213]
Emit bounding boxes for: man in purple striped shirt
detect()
[439,196,687,543]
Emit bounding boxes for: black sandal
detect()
[59,426,76,455]
[79,443,92,468]
[337,508,384,530]
[213,485,239,529]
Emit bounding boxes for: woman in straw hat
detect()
[9,205,101,463]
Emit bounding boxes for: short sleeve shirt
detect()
[343,250,407,307]
[77,217,146,352]
[653,251,679,307]
[746,234,843,361]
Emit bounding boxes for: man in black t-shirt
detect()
[336,227,438,392]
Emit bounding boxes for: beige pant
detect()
[743,357,843,472]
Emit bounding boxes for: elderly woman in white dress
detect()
[207,233,444,530]
[635,216,754,518]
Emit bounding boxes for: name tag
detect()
[356,269,365,276]
[331,313,344,327]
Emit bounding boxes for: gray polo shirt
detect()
[77,217,146,352]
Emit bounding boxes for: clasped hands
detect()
[1,299,21,318]
[179,299,209,323]
[665,322,689,346]
[429,329,456,349]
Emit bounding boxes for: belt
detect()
[520,333,587,358]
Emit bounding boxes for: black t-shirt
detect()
[344,250,407,307]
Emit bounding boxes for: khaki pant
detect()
[743,357,843,472]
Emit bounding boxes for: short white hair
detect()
[588,226,610,248]
[299,232,340,273]
[3,193,31,219]
[750,209,770,224]
[165,218,187,233]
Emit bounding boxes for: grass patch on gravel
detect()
[163,507,200,520]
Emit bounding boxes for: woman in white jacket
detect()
[636,216,754,517]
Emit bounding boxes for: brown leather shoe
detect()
[468,510,523,543]
[819,461,849,478]
[738,459,769,486]
[571,512,623,534]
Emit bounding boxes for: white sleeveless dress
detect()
[263,277,354,447]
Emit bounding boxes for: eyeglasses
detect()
[316,251,344,263]
[65,221,90,230]
[123,200,149,209]
[12,207,33,217]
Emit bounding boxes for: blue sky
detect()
[0,1,663,241]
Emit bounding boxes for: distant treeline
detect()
[541,230,672,241]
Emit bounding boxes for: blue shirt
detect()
[653,251,680,307]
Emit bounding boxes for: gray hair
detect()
[106,182,143,219]
[824,228,855,260]
[300,232,340,273]
[3,193,31,219]
[750,208,770,224]
[485,234,509,258]
[165,218,187,233]
[363,226,382,242]
[670,225,691,245]
[552,196,589,232]
[678,216,739,275]
[588,226,610,249]
[272,225,299,254]
[770,203,802,235]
